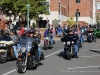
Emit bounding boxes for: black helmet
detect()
[29,28,36,34]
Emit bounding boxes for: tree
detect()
[96,13,100,28]
[67,17,76,27]
[52,19,58,27]
[0,0,50,20]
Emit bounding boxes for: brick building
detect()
[35,0,97,28]
[97,0,100,13]
[68,0,96,25]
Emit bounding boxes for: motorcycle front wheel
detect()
[17,60,26,73]
[66,51,71,60]
[0,53,6,63]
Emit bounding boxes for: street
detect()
[1,38,100,75]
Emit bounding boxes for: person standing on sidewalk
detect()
[57,25,62,37]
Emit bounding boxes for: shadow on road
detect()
[90,50,100,54]
[56,51,69,60]
[28,62,44,71]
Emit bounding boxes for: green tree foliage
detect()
[67,17,76,27]
[52,19,58,27]
[96,13,100,25]
[32,22,36,28]
[0,0,50,19]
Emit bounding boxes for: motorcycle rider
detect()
[61,29,79,58]
[44,28,54,47]
[10,31,19,59]
[87,26,96,42]
[28,29,44,63]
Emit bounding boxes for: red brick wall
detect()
[68,0,93,17]
[50,0,68,16]
[50,0,59,11]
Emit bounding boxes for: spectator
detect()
[9,20,14,32]
[20,24,25,36]
[57,25,62,37]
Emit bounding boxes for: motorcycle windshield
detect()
[64,36,76,41]
[20,36,32,52]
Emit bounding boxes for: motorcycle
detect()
[63,40,76,60]
[0,39,15,63]
[17,36,44,73]
[87,31,93,43]
[43,36,53,50]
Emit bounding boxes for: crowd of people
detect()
[0,15,98,62]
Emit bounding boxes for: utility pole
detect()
[26,3,30,30]
[76,9,79,28]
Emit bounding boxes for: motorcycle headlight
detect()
[63,42,66,44]
[72,41,74,44]
[89,33,92,35]
[2,44,6,47]
[67,41,70,45]
[21,47,26,53]
[0,44,3,47]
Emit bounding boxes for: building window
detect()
[61,6,67,16]
[76,0,80,3]
[45,2,49,12]
[61,7,63,15]
[97,2,100,10]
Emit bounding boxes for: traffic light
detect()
[76,0,80,3]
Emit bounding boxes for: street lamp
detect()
[26,3,30,30]
[76,9,79,28]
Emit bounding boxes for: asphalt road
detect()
[1,37,100,75]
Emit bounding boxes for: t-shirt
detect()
[57,27,61,32]
[20,27,25,35]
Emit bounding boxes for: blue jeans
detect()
[49,34,53,46]
[76,41,79,49]
[38,46,41,58]
[80,36,84,43]
[57,31,62,36]
[13,44,20,59]
[51,34,54,41]
[74,44,79,56]
[13,45,18,59]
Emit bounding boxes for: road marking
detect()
[2,49,62,75]
[2,69,16,75]
[44,50,62,58]
[81,55,100,57]
[67,65,100,69]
